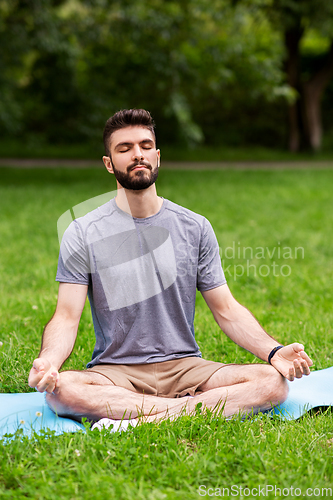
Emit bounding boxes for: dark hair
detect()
[103,109,156,156]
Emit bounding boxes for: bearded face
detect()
[110,158,159,191]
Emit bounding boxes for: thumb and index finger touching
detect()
[290,343,313,366]
[282,343,313,366]
[32,357,51,373]
[29,357,59,392]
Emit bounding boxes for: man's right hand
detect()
[28,358,59,393]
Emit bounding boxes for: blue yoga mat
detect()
[270,366,333,419]
[0,392,85,438]
[1,367,333,439]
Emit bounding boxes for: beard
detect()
[111,159,159,190]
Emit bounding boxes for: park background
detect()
[1,0,333,158]
[1,1,333,499]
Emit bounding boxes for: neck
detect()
[115,184,163,218]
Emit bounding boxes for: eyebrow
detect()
[114,139,155,150]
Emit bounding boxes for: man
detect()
[28,109,312,426]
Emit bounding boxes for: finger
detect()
[28,372,44,388]
[32,358,45,372]
[39,373,58,393]
[36,379,55,393]
[28,365,46,388]
[293,359,303,379]
[36,371,58,393]
[290,343,304,354]
[300,358,311,376]
[46,372,59,393]
[45,380,57,394]
[288,366,294,382]
[299,350,313,367]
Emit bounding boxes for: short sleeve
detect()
[196,219,226,291]
[56,220,90,285]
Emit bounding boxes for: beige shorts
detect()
[87,357,225,398]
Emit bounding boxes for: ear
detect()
[157,149,160,168]
[103,156,114,174]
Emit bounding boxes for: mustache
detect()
[127,160,152,172]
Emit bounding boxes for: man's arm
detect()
[201,284,313,381]
[28,282,88,393]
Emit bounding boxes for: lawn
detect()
[0,166,333,499]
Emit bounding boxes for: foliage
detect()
[0,0,300,149]
[268,0,333,34]
[0,0,75,139]
[1,0,333,150]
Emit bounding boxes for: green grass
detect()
[1,411,333,500]
[2,138,333,161]
[0,166,333,498]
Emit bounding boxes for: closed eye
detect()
[114,139,155,152]
[141,140,154,149]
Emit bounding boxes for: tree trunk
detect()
[285,26,333,152]
[284,26,303,152]
[302,42,333,151]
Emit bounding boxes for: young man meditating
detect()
[28,109,312,426]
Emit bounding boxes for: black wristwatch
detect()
[268,345,284,364]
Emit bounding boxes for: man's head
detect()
[103,109,156,157]
[103,109,160,191]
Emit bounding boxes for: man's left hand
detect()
[270,343,313,381]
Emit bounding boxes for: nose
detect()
[132,145,144,161]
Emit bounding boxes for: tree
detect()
[75,0,287,146]
[4,0,328,151]
[0,0,80,142]
[266,0,333,151]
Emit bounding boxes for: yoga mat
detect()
[1,367,332,439]
[0,392,85,439]
[270,366,333,419]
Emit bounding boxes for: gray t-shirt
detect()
[56,198,226,367]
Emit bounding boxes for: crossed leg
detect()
[45,363,288,423]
